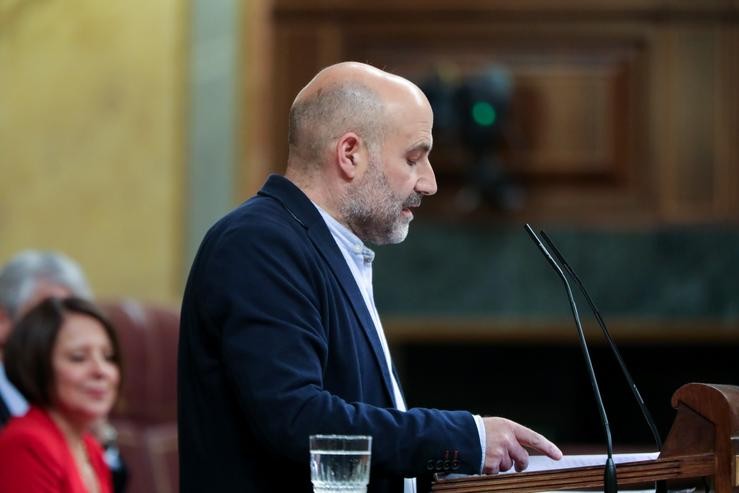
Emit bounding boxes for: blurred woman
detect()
[0,297,121,493]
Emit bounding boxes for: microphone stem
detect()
[560,279,615,460]
[540,231,663,452]
[525,224,617,493]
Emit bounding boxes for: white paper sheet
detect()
[500,451,660,474]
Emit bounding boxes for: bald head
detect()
[287,62,429,170]
[285,62,437,244]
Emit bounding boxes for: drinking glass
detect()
[309,434,372,493]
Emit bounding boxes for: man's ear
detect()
[335,132,365,180]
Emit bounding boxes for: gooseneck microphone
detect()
[539,230,666,493]
[539,231,663,452]
[524,224,617,493]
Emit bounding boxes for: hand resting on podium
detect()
[483,417,563,474]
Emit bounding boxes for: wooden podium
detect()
[432,383,739,492]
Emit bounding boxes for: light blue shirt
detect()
[315,205,487,490]
[0,363,28,417]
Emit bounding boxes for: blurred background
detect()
[1,0,738,491]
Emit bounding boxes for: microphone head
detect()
[524,224,565,277]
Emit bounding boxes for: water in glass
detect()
[310,448,371,493]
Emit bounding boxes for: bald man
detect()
[178,62,561,493]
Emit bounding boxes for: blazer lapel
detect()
[258,175,397,406]
[308,227,397,404]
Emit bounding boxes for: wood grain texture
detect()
[259,0,739,224]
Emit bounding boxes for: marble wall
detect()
[375,223,739,324]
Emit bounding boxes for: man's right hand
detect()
[482,417,562,474]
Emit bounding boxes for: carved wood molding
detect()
[274,0,739,19]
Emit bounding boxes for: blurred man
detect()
[0,250,127,492]
[179,62,561,493]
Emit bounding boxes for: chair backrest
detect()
[103,299,179,424]
[101,299,180,493]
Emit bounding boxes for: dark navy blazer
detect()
[177,175,481,492]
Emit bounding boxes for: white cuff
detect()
[473,414,486,473]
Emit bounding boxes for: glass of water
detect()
[309,434,372,493]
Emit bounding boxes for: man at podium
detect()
[177,61,562,493]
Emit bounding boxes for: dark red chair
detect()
[103,299,179,493]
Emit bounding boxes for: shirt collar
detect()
[314,203,375,265]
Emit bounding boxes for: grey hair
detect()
[0,250,93,320]
[288,81,385,164]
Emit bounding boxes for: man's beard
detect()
[341,157,422,246]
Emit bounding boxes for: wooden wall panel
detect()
[240,0,274,196]
[264,0,739,225]
[653,23,738,223]
[271,23,344,170]
[514,65,617,176]
[660,28,718,219]
[274,0,738,16]
[716,25,739,220]
[339,24,654,222]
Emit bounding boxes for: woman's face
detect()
[51,313,120,426]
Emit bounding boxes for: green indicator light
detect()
[471,101,496,127]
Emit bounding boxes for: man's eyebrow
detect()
[407,141,432,154]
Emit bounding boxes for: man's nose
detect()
[416,161,437,196]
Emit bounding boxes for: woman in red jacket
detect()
[0,297,121,493]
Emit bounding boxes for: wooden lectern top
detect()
[431,382,739,493]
